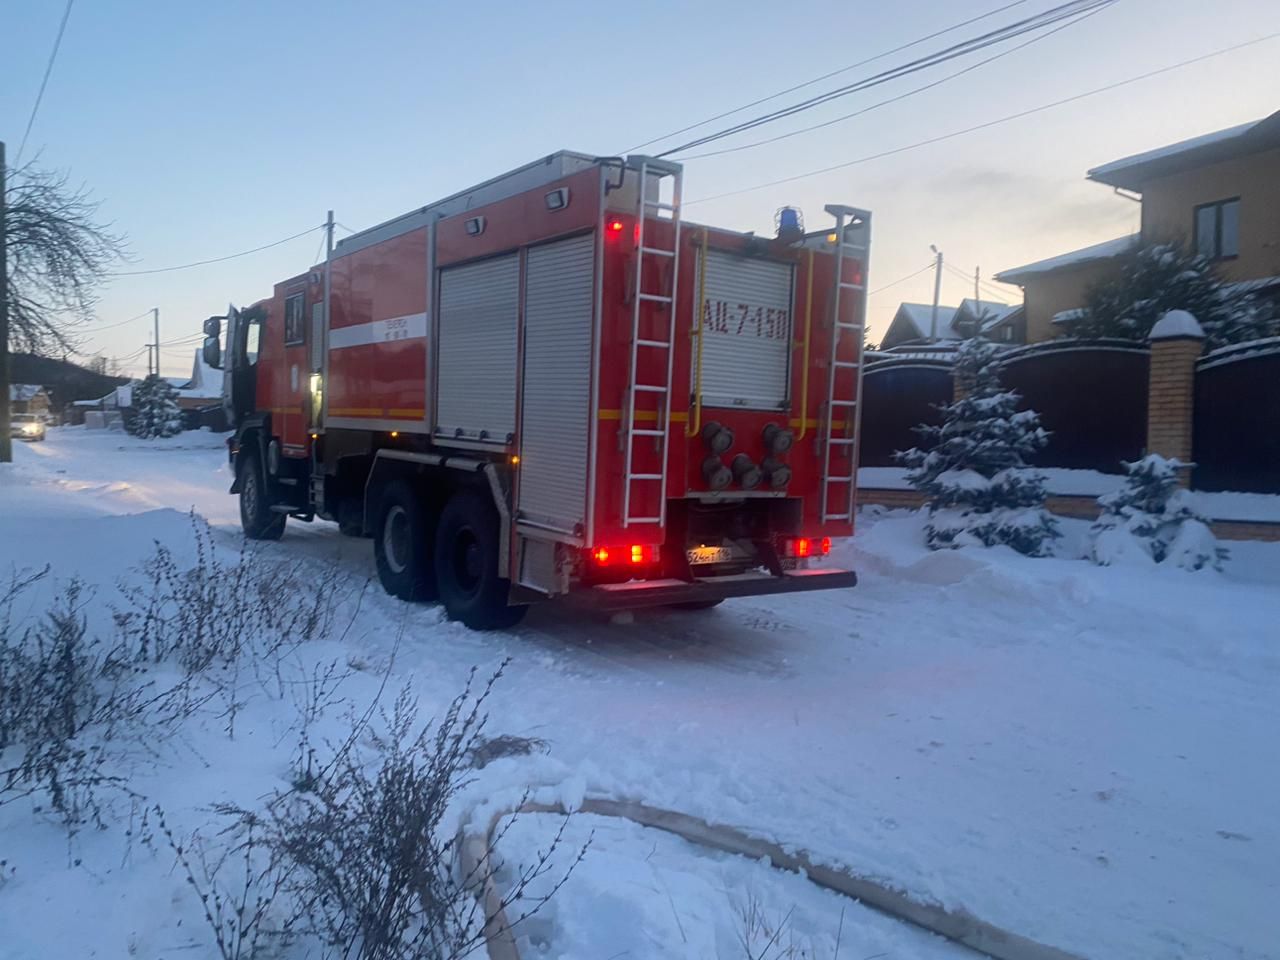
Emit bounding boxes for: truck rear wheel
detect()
[239,449,286,541]
[434,491,526,630]
[374,481,437,601]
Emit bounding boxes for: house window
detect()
[284,292,306,345]
[1194,198,1239,260]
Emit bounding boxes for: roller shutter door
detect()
[518,234,595,534]
[436,254,519,442]
[698,251,794,410]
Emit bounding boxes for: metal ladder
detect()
[622,156,683,528]
[820,205,871,523]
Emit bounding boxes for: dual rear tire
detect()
[374,485,526,631]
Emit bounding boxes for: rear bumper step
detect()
[569,567,857,612]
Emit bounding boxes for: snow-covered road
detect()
[2,427,1277,959]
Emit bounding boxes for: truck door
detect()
[278,287,310,456]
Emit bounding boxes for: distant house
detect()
[173,349,223,409]
[9,384,51,417]
[996,110,1280,342]
[880,298,1024,349]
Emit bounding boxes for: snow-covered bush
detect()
[1087,455,1227,571]
[898,337,1059,556]
[1068,242,1276,349]
[218,665,585,960]
[126,374,184,439]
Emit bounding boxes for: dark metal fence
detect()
[998,340,1149,472]
[859,359,952,466]
[1193,340,1280,493]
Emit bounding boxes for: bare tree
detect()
[1,148,127,461]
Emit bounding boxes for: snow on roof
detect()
[995,235,1137,284]
[1052,307,1088,325]
[890,299,1019,343]
[8,384,45,402]
[1088,112,1280,190]
[894,302,960,339]
[178,348,224,399]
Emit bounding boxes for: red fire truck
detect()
[204,153,869,628]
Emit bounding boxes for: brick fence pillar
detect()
[1147,309,1204,485]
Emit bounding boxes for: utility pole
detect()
[0,140,10,464]
[152,307,159,378]
[929,244,943,341]
[974,266,981,305]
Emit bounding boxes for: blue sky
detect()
[3,0,1277,376]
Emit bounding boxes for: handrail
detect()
[686,229,710,438]
[796,249,815,441]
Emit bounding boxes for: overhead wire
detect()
[684,31,1280,207]
[77,309,153,335]
[869,263,938,297]
[109,224,323,277]
[623,0,1032,153]
[944,262,1015,301]
[679,3,1107,161]
[15,0,75,165]
[655,0,1115,158]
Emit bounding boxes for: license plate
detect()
[687,545,732,566]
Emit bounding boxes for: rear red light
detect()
[781,537,830,559]
[630,544,658,565]
[608,219,624,234]
[589,545,658,566]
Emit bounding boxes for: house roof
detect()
[178,349,224,399]
[995,235,1137,284]
[1087,110,1280,191]
[889,298,1018,343]
[8,384,45,402]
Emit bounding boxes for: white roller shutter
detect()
[698,251,795,410]
[436,254,519,442]
[518,234,595,535]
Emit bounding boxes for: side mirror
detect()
[203,337,222,369]
[203,315,223,337]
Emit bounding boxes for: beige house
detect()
[996,110,1280,342]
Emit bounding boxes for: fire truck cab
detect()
[206,153,869,629]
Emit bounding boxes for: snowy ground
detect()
[1,426,1278,959]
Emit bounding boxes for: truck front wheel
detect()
[434,491,526,630]
[374,481,437,601]
[239,449,286,541]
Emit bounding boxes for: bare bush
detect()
[220,664,585,960]
[0,572,133,837]
[114,514,340,675]
[158,807,291,960]
[735,892,850,960]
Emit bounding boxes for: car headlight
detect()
[23,424,39,434]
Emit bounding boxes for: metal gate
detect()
[517,234,595,535]
[697,250,794,410]
[436,253,520,443]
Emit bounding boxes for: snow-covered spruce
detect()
[125,374,184,439]
[1067,242,1276,349]
[1088,454,1227,571]
[897,337,1058,556]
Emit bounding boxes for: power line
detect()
[78,309,152,335]
[684,31,1280,207]
[109,224,323,277]
[656,0,1115,158]
[680,4,1106,161]
[944,262,1014,300]
[869,263,938,296]
[623,0,1031,153]
[15,0,75,165]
